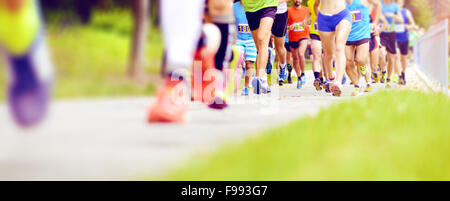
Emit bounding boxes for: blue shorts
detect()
[318,9,352,32]
[236,39,257,62]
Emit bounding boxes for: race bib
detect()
[350,10,362,22]
[394,24,406,33]
[293,22,304,32]
[238,23,251,33]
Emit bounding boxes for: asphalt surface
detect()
[0,69,422,180]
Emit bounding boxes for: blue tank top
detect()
[346,0,371,42]
[396,8,409,42]
[233,2,253,41]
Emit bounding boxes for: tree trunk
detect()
[128,0,149,81]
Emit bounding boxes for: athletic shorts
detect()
[272,11,288,37]
[310,34,321,41]
[289,38,308,50]
[318,9,352,32]
[380,32,397,54]
[346,38,370,46]
[285,42,291,52]
[236,39,257,62]
[245,7,277,31]
[397,41,409,55]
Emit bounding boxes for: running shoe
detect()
[392,74,399,83]
[313,78,322,91]
[386,79,392,89]
[352,86,362,96]
[331,83,342,97]
[8,51,53,127]
[208,91,228,110]
[278,64,287,85]
[399,75,406,85]
[323,80,332,93]
[252,77,271,94]
[364,84,372,93]
[301,74,306,85]
[297,79,303,89]
[372,72,380,83]
[380,72,387,83]
[241,87,249,96]
[360,65,368,76]
[287,64,293,84]
[148,80,188,123]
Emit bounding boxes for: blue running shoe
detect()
[278,64,287,83]
[241,87,249,96]
[301,74,306,85]
[297,80,303,89]
[7,41,53,127]
[342,75,347,85]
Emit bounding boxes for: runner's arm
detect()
[405,9,417,31]
[314,0,320,17]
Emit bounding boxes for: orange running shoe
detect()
[148,79,188,123]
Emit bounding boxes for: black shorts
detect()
[245,7,277,31]
[397,41,409,55]
[310,34,321,41]
[272,11,288,37]
[285,42,291,52]
[289,38,308,50]
[380,32,397,54]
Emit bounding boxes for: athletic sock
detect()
[301,73,305,77]
[314,72,320,79]
[401,72,406,79]
[298,76,302,81]
[354,85,360,88]
[320,77,324,83]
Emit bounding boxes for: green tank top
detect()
[242,0,279,13]
[0,0,40,55]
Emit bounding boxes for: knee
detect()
[335,44,345,54]
[355,57,367,66]
[256,34,268,46]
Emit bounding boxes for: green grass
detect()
[164,90,450,181]
[0,10,162,100]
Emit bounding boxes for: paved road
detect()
[0,69,422,180]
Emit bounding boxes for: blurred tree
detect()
[408,0,435,29]
[128,0,149,81]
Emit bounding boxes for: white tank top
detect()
[276,2,288,14]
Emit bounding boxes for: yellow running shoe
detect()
[364,84,372,92]
[352,86,361,96]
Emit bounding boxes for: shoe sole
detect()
[331,85,342,97]
[313,80,322,91]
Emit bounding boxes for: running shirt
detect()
[288,5,310,42]
[381,1,400,32]
[242,0,279,13]
[276,2,288,14]
[307,0,320,36]
[346,0,370,42]
[234,2,253,41]
[396,8,409,42]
